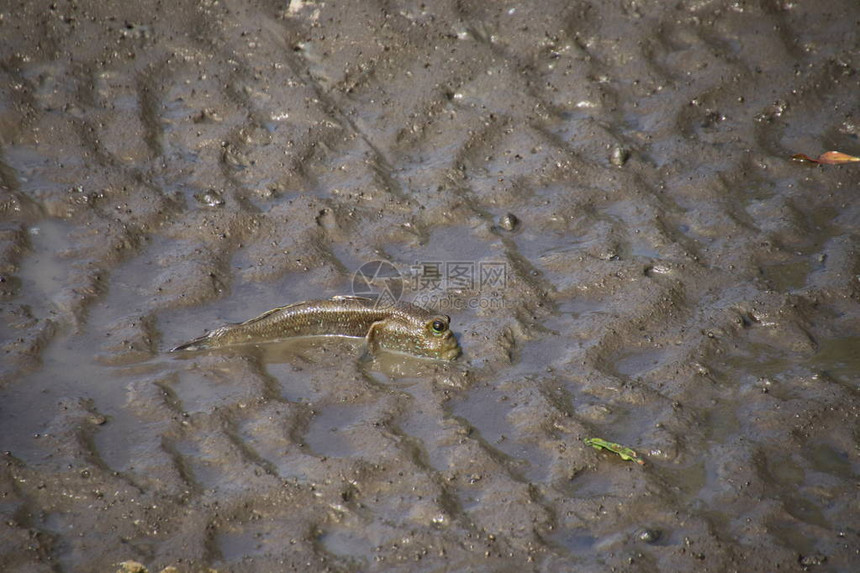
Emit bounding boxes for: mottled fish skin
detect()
[171,296,461,360]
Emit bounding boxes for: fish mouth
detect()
[408,331,460,360]
[416,344,460,361]
[441,345,461,360]
[436,333,461,360]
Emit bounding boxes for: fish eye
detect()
[430,319,447,334]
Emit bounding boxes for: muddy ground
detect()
[1,0,858,571]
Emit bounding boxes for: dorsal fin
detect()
[330,295,373,302]
[237,302,303,325]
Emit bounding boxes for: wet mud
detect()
[1,0,858,571]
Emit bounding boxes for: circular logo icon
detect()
[351,260,403,308]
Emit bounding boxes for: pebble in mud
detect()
[194,189,225,207]
[498,213,520,232]
[609,145,630,167]
[798,553,827,567]
[636,528,661,544]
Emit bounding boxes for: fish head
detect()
[370,313,461,360]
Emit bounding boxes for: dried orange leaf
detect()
[791,154,818,164]
[816,151,860,165]
[792,151,860,165]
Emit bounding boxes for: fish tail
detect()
[170,338,208,352]
[170,332,217,352]
[170,324,236,352]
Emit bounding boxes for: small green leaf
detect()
[585,437,645,465]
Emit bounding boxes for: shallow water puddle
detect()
[16,218,75,317]
[808,335,860,388]
[303,404,368,459]
[612,347,669,378]
[0,329,130,464]
[317,527,376,565]
[450,384,556,483]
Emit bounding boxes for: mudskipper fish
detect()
[171,296,460,360]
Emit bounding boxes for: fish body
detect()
[171,296,460,360]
